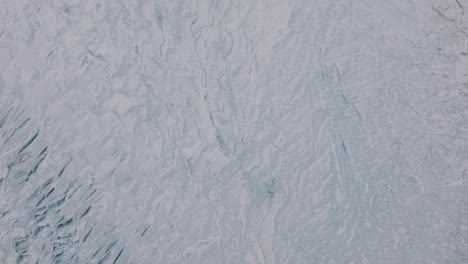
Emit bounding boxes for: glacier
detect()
[0,0,467,263]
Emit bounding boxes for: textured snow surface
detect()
[1,0,468,263]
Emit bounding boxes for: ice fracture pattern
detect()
[0,0,468,263]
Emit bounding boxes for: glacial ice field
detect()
[0,0,468,263]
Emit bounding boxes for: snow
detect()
[0,0,467,263]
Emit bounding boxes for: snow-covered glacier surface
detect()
[1,0,468,263]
